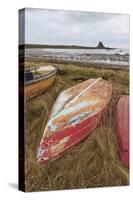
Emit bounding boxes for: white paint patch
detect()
[32,65,55,72]
[38,65,55,71]
[50,136,70,152]
[42,91,71,138]
[50,91,71,119]
[59,136,70,144]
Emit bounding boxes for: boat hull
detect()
[116,95,129,167]
[37,112,102,164]
[37,78,112,164]
[25,71,56,99]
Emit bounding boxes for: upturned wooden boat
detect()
[25,65,57,99]
[37,78,112,164]
[116,95,129,167]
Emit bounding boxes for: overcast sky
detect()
[21,8,129,48]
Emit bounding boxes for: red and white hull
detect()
[37,78,112,164]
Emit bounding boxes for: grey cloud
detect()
[23,8,129,48]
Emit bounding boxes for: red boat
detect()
[116,95,129,167]
[37,78,112,164]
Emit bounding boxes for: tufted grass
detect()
[24,61,129,192]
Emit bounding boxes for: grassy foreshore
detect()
[25,58,129,71]
[25,61,129,191]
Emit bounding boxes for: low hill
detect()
[19,42,114,50]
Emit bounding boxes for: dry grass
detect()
[25,62,129,192]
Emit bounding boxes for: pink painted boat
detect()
[116,95,129,167]
[37,78,112,164]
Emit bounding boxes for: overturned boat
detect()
[25,65,57,99]
[37,78,112,164]
[116,95,129,167]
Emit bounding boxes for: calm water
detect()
[25,48,129,66]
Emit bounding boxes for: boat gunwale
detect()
[25,67,57,86]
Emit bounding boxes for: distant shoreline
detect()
[24,57,129,71]
[19,44,115,50]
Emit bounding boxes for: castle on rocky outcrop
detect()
[96,41,106,49]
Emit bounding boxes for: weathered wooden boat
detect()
[116,95,129,167]
[25,65,57,99]
[37,78,112,164]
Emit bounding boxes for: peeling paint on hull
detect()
[116,95,129,168]
[37,78,112,164]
